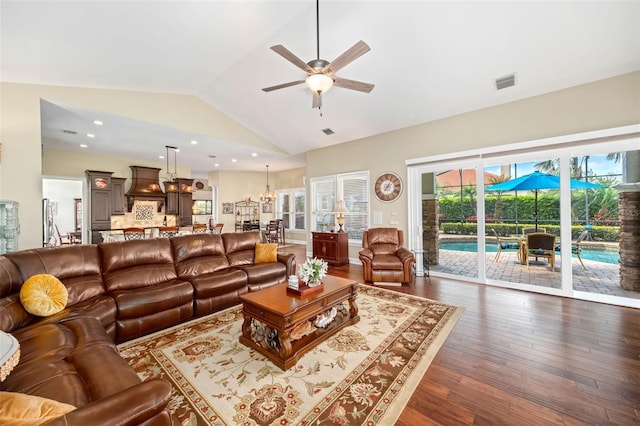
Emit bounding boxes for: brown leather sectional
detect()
[0,231,296,425]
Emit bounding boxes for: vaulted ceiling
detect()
[2,1,638,176]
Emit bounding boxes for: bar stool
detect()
[123,227,145,240]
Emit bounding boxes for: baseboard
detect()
[373,281,403,287]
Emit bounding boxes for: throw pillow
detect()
[255,243,278,264]
[19,274,68,317]
[0,391,76,425]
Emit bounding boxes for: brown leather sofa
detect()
[359,228,415,284]
[0,231,296,425]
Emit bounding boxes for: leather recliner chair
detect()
[359,228,415,284]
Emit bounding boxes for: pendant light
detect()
[260,165,275,202]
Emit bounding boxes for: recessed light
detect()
[159,155,165,159]
[86,133,95,138]
[80,144,88,148]
[93,120,103,126]
[231,158,237,162]
[191,140,198,145]
[175,149,180,153]
[251,153,257,157]
[214,163,220,167]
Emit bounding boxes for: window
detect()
[338,172,369,241]
[310,171,369,241]
[192,200,212,215]
[276,188,306,231]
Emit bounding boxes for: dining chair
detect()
[192,224,207,234]
[525,232,556,271]
[276,219,285,245]
[54,224,72,246]
[262,221,279,243]
[158,226,178,238]
[123,227,145,240]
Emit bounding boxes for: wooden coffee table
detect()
[239,275,359,370]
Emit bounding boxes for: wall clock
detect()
[374,172,403,202]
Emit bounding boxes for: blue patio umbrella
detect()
[486,171,605,230]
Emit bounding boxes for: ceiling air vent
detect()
[495,74,516,90]
[62,129,77,135]
[322,128,334,135]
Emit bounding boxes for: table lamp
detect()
[334,200,349,233]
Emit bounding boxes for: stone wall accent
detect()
[422,199,439,265]
[619,191,640,291]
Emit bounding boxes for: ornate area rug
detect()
[118,284,463,425]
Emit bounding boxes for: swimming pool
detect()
[439,240,620,265]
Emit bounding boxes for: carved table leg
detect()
[279,329,293,359]
[241,315,253,340]
[348,297,359,318]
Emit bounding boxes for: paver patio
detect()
[433,249,639,300]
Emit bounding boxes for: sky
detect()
[484,155,622,179]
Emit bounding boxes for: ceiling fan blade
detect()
[322,40,371,75]
[262,80,305,92]
[312,92,322,109]
[270,45,314,73]
[333,77,375,93]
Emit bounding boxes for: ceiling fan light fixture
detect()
[306,73,333,94]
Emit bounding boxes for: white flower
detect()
[299,257,328,286]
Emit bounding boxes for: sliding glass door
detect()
[406,128,640,308]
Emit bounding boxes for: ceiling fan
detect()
[262,0,374,110]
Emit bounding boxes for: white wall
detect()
[2,73,638,250]
[0,82,285,248]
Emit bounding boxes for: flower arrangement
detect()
[299,257,328,287]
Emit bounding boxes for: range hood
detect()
[125,166,165,212]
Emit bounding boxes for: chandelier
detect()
[162,145,178,192]
[165,145,178,182]
[260,165,275,203]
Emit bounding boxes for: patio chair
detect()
[492,229,520,262]
[525,233,556,271]
[556,229,589,270]
[523,227,546,234]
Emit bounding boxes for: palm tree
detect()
[488,175,510,221]
[535,153,621,178]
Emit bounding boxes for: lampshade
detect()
[334,200,349,214]
[306,73,334,94]
[334,200,349,232]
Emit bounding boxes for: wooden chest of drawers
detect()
[312,232,349,266]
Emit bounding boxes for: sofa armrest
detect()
[396,247,415,265]
[358,248,373,261]
[47,379,172,426]
[277,252,297,277]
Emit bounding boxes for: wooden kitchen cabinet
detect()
[312,232,349,266]
[110,177,127,215]
[176,178,194,227]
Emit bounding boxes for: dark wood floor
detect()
[282,244,640,425]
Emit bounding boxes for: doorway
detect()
[42,177,84,246]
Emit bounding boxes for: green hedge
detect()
[440,222,619,242]
[438,193,618,224]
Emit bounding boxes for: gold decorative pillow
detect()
[0,391,75,425]
[255,243,278,264]
[19,274,68,317]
